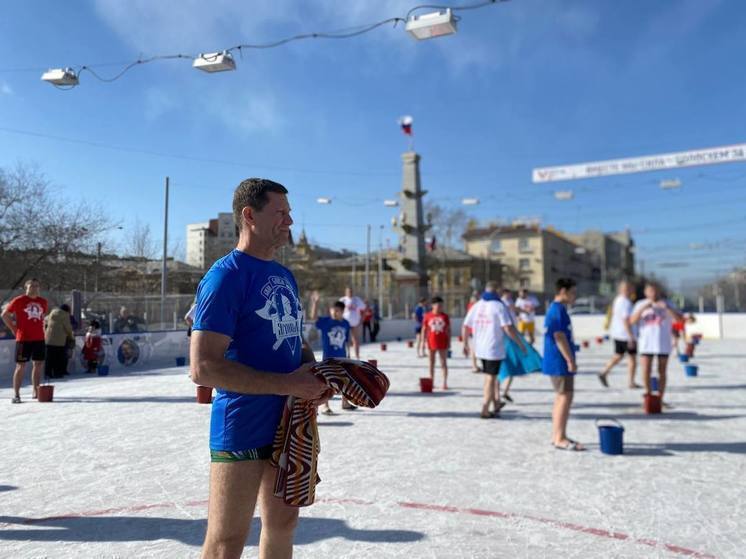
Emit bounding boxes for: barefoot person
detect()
[191,178,329,559]
[2,278,48,403]
[462,282,526,418]
[543,278,584,451]
[340,287,364,359]
[309,292,357,414]
[422,296,450,390]
[598,280,640,389]
[629,282,683,408]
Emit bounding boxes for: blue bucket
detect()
[175,356,186,367]
[679,354,689,363]
[651,376,659,392]
[573,344,581,352]
[97,365,110,376]
[596,418,624,455]
[447,350,452,358]
[603,335,610,341]
[685,364,698,377]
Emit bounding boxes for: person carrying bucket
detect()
[629,282,684,409]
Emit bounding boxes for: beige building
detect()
[186,212,237,270]
[462,223,634,299]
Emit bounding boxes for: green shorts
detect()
[210,444,273,462]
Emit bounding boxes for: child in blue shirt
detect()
[310,292,357,415]
[543,277,584,451]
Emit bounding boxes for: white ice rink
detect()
[1,338,745,558]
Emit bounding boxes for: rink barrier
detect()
[596,418,624,455]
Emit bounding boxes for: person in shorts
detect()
[340,287,365,359]
[462,282,526,418]
[629,281,683,408]
[598,280,640,389]
[2,278,48,403]
[190,178,329,558]
[543,278,584,451]
[516,288,540,345]
[422,296,451,390]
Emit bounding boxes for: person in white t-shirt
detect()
[340,286,365,359]
[598,281,640,389]
[515,289,540,345]
[462,282,527,419]
[629,282,684,406]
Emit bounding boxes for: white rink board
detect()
[1,338,745,558]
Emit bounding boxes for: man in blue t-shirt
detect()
[309,292,357,414]
[543,277,584,451]
[413,297,428,358]
[191,178,329,558]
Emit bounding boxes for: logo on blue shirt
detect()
[255,275,303,352]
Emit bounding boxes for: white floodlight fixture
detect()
[316,197,332,205]
[461,197,480,206]
[383,199,399,207]
[41,68,79,86]
[554,190,574,201]
[193,51,236,73]
[574,246,587,254]
[405,9,458,40]
[660,178,682,190]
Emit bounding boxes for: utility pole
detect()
[161,176,169,328]
[95,242,102,293]
[365,224,371,300]
[378,225,384,316]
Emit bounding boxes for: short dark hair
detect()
[90,320,101,329]
[233,178,288,231]
[332,301,346,311]
[418,297,428,304]
[431,296,444,304]
[555,277,576,293]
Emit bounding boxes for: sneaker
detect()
[11,396,21,404]
[597,373,609,388]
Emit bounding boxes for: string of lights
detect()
[39,0,509,88]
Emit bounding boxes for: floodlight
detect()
[41,68,79,86]
[574,247,587,254]
[554,190,574,201]
[405,9,458,40]
[462,198,479,205]
[659,178,681,190]
[193,51,236,73]
[316,197,332,205]
[383,200,399,207]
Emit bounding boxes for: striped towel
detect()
[270,358,390,507]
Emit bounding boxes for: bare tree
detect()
[424,202,471,249]
[0,163,112,300]
[124,219,158,260]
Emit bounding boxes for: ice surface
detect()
[1,339,744,558]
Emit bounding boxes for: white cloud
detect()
[144,87,176,120]
[1,82,12,95]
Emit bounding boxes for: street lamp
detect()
[383,199,399,207]
[462,198,479,206]
[406,9,458,40]
[41,68,79,86]
[316,197,332,205]
[554,190,574,201]
[659,178,682,190]
[192,51,236,73]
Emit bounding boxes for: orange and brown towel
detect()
[270,358,390,507]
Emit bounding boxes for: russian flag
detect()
[399,115,413,136]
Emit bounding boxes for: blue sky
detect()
[1,0,745,291]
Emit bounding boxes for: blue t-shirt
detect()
[193,250,303,451]
[542,301,575,376]
[315,317,350,359]
[414,305,426,324]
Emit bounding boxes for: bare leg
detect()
[202,460,265,559]
[492,376,501,408]
[601,354,623,377]
[552,392,573,445]
[483,374,498,415]
[657,355,669,402]
[439,349,448,389]
[501,376,514,400]
[31,361,43,396]
[640,355,653,395]
[428,349,435,381]
[258,462,300,559]
[627,354,638,388]
[12,363,26,398]
[350,326,361,359]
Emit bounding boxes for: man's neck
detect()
[236,236,276,261]
[554,296,566,306]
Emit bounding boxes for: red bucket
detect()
[596,337,604,345]
[196,385,213,404]
[458,335,463,342]
[582,340,590,348]
[380,343,387,351]
[685,343,695,357]
[368,359,378,368]
[38,385,54,403]
[644,393,662,414]
[407,340,414,348]
[419,377,433,393]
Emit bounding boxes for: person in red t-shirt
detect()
[422,296,451,390]
[2,278,48,403]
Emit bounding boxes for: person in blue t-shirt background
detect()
[543,277,585,451]
[412,297,429,358]
[309,291,358,415]
[190,178,330,558]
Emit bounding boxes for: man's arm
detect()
[629,301,651,325]
[503,325,527,354]
[1,309,16,337]
[301,337,316,364]
[190,330,327,401]
[553,331,576,372]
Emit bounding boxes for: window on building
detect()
[454,270,462,286]
[519,238,531,252]
[490,239,502,253]
[519,258,530,271]
[520,278,530,288]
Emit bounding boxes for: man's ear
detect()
[241,206,254,227]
